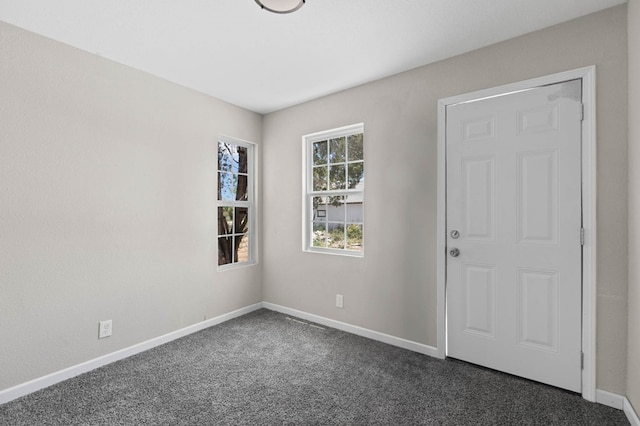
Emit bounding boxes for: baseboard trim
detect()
[625,397,640,426]
[261,302,441,359]
[596,389,625,410]
[595,390,640,424]
[0,303,263,405]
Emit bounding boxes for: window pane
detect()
[218,172,238,201]
[313,140,328,166]
[312,222,327,247]
[218,142,238,173]
[236,146,248,174]
[313,166,328,191]
[346,200,363,223]
[312,195,327,207]
[313,196,327,219]
[236,174,248,201]
[218,207,233,235]
[234,207,249,234]
[328,222,345,249]
[218,236,233,265]
[347,134,363,161]
[346,224,363,251]
[329,164,346,190]
[219,173,248,201]
[347,162,364,189]
[218,142,232,172]
[236,234,249,262]
[218,143,248,173]
[329,137,346,163]
[327,196,345,222]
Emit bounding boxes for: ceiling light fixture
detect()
[255,0,305,14]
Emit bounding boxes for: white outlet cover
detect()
[336,294,344,308]
[98,320,112,339]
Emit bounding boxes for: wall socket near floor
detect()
[98,320,112,339]
[336,294,344,308]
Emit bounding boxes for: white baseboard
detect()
[626,397,640,426]
[596,389,625,410]
[0,303,263,405]
[261,302,441,359]
[595,390,640,425]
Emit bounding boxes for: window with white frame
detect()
[303,123,364,255]
[217,137,255,268]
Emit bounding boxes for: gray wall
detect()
[0,21,263,391]
[628,0,640,413]
[262,5,629,394]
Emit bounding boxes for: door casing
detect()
[436,66,597,401]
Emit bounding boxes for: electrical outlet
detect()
[98,320,112,339]
[336,294,344,308]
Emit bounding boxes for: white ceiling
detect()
[0,0,627,114]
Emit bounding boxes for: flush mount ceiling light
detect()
[255,0,305,14]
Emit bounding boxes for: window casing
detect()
[303,123,364,256]
[217,136,255,268]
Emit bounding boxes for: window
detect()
[217,136,255,268]
[303,123,364,255]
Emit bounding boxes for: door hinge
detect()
[580,103,585,121]
[580,228,585,246]
[581,352,584,370]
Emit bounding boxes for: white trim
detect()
[436,66,597,401]
[436,95,448,360]
[303,123,364,144]
[0,303,263,405]
[625,397,640,426]
[579,67,598,402]
[262,302,440,358]
[596,389,625,410]
[595,390,640,425]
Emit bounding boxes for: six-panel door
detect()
[446,80,583,392]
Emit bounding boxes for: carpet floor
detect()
[0,309,630,425]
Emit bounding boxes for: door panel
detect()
[446,79,583,392]
[462,263,496,338]
[517,268,558,351]
[517,150,558,244]
[462,158,496,241]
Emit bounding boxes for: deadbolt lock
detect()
[450,230,460,239]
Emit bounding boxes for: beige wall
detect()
[262,5,629,394]
[628,0,640,413]
[0,21,263,391]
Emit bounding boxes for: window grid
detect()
[304,124,364,256]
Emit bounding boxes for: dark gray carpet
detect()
[0,309,629,425]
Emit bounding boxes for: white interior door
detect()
[446,79,583,392]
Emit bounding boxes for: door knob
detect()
[449,248,460,257]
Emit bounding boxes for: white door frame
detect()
[436,66,597,401]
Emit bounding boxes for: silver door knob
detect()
[449,248,460,257]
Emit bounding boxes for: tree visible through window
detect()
[217,138,254,267]
[304,124,364,255]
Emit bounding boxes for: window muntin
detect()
[305,124,364,255]
[217,137,254,268]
